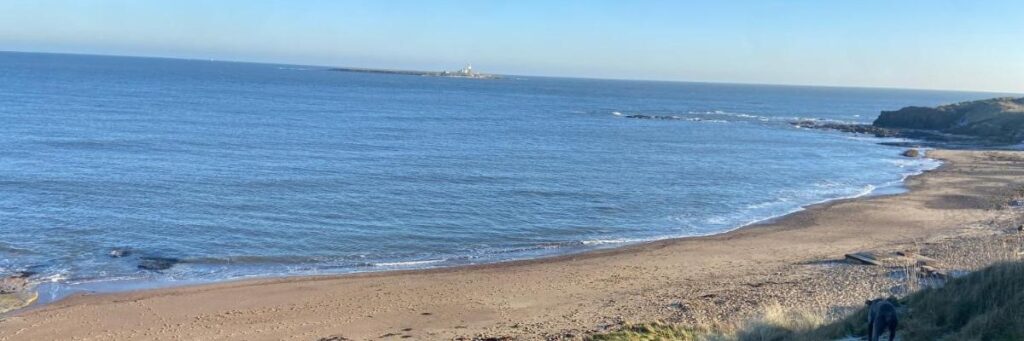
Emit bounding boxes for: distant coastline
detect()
[328,65,500,79]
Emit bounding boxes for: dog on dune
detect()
[865,297,898,341]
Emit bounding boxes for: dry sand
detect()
[2,150,1023,340]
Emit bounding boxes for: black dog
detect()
[866,298,898,341]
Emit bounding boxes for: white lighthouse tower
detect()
[457,64,474,76]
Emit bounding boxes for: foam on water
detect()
[580,238,649,246]
[372,259,447,268]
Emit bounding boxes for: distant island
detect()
[795,97,1024,144]
[328,64,500,79]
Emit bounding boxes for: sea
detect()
[0,52,1012,301]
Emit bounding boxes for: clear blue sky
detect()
[2,0,1022,93]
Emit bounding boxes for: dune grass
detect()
[804,260,1024,341]
[588,261,1024,341]
[733,305,825,341]
[587,322,709,341]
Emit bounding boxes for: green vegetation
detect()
[733,305,825,341]
[808,260,1024,341]
[873,97,1024,143]
[588,261,1024,341]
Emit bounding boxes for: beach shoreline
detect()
[3,149,1023,340]
[14,155,932,309]
[13,146,939,308]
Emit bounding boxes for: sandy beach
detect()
[2,149,1023,340]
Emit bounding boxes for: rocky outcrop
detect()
[902,149,921,158]
[790,121,960,143]
[792,97,1024,146]
[873,97,1024,143]
[791,120,901,138]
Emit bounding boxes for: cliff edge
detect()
[873,97,1024,143]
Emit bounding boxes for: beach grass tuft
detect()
[587,322,719,341]
[734,305,824,341]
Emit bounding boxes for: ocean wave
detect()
[60,274,145,286]
[691,180,885,238]
[698,110,771,121]
[580,238,648,246]
[0,243,37,255]
[736,184,878,227]
[372,259,446,267]
[38,272,67,283]
[183,255,330,265]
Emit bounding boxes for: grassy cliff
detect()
[873,97,1024,143]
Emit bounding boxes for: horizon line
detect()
[6,49,1022,96]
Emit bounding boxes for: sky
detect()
[1,0,1022,93]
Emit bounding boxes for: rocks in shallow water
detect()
[902,149,921,158]
[790,121,901,138]
[790,120,982,145]
[625,114,680,120]
[11,270,35,278]
[138,257,179,271]
[0,290,37,314]
[623,114,719,122]
[0,272,37,314]
[109,248,131,258]
[0,275,29,295]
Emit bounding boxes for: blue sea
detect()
[0,52,1008,300]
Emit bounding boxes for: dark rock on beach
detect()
[902,149,921,158]
[138,257,180,271]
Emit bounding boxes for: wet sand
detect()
[2,150,1023,340]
